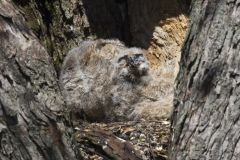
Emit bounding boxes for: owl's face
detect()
[128,54,149,76]
[118,53,150,78]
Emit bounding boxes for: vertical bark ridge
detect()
[171,0,240,159]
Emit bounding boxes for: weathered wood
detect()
[170,0,240,159]
[75,127,143,160]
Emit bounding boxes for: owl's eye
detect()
[131,54,144,64]
[130,57,135,63]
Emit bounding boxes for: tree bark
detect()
[170,0,240,159]
[0,1,78,159]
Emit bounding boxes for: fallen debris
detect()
[73,119,170,159]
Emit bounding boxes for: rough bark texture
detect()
[0,1,77,159]
[170,0,240,159]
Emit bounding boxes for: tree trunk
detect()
[0,1,78,159]
[170,0,240,159]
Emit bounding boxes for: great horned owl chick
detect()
[60,39,150,121]
[116,51,149,83]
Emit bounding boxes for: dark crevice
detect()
[15,60,32,85]
[14,0,55,58]
[173,111,188,145]
[9,127,33,159]
[177,0,192,15]
[181,29,194,67]
[12,0,30,7]
[185,0,192,8]
[0,15,13,25]
[199,65,221,97]
[217,31,228,54]
[2,74,13,85]
[47,118,67,158]
[0,100,18,126]
[29,135,49,160]
[28,107,49,126]
[233,37,240,49]
[187,54,202,90]
[36,0,55,57]
[187,56,197,75]
[39,81,48,89]
[35,0,53,27]
[229,72,240,79]
[114,0,132,45]
[82,0,132,45]
[203,0,218,20]
[57,0,68,25]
